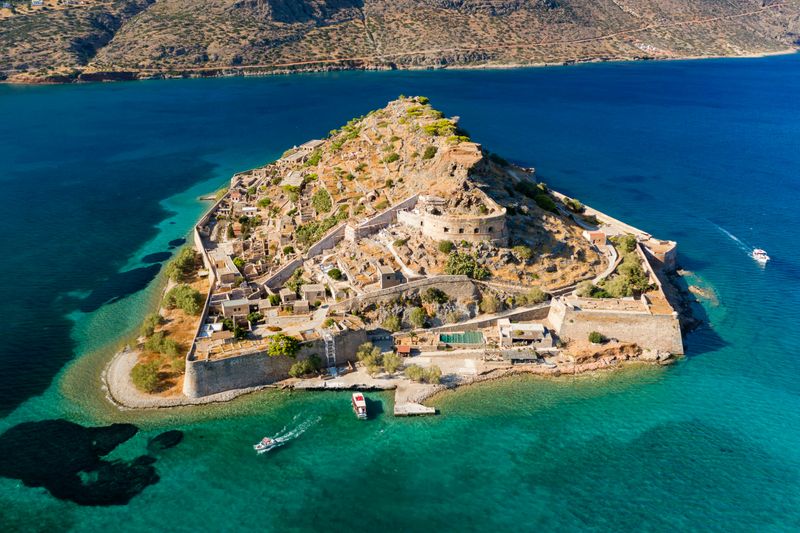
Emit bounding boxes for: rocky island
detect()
[105,97,688,414]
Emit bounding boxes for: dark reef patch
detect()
[141,252,172,264]
[0,419,170,506]
[78,264,162,312]
[168,237,186,248]
[147,430,184,453]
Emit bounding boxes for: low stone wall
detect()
[431,304,550,333]
[547,298,683,354]
[263,258,303,290]
[306,222,346,257]
[183,328,367,397]
[331,275,478,312]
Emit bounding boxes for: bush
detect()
[283,245,295,255]
[614,234,638,254]
[268,294,281,306]
[304,150,322,167]
[438,240,454,254]
[479,293,501,314]
[233,257,245,269]
[404,364,442,384]
[393,238,408,247]
[445,311,463,324]
[383,352,402,375]
[512,245,533,261]
[383,153,400,164]
[164,285,202,315]
[131,361,160,393]
[445,252,490,280]
[417,96,430,104]
[312,189,332,213]
[140,313,164,337]
[409,307,427,328]
[247,312,263,324]
[382,315,402,332]
[564,197,584,213]
[323,317,335,328]
[257,197,272,208]
[422,119,456,137]
[356,342,381,362]
[534,194,558,213]
[289,355,322,378]
[422,146,438,160]
[422,287,449,305]
[267,333,301,358]
[520,287,547,305]
[164,247,197,282]
[375,200,389,210]
[589,331,607,344]
[326,269,342,282]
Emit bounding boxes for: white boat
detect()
[352,392,368,420]
[751,248,770,264]
[253,437,278,453]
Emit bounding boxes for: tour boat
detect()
[253,437,278,453]
[352,392,368,420]
[751,248,770,264]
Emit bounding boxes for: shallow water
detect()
[1,54,799,531]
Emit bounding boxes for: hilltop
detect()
[1,0,798,83]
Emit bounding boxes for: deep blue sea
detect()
[1,54,799,531]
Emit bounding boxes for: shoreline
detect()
[2,48,797,86]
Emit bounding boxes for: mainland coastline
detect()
[103,96,701,415]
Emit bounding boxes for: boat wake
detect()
[713,223,750,253]
[256,415,321,454]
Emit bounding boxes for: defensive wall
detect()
[345,194,420,241]
[330,275,480,312]
[547,297,683,354]
[183,328,367,398]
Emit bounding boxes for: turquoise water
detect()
[1,54,800,530]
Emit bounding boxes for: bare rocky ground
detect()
[2,0,798,83]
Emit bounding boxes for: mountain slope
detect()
[1,0,798,82]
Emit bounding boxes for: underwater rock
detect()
[0,419,161,506]
[147,430,184,452]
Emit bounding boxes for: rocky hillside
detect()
[1,0,798,82]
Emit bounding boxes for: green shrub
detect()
[247,312,263,324]
[140,313,164,337]
[327,268,342,280]
[304,150,322,167]
[382,315,402,332]
[404,364,425,382]
[404,364,441,383]
[444,252,490,280]
[233,257,245,269]
[422,119,456,136]
[589,331,607,344]
[520,287,547,305]
[269,294,281,306]
[383,352,402,375]
[534,194,558,213]
[512,245,533,261]
[164,285,202,315]
[424,366,442,384]
[383,153,400,164]
[323,317,335,328]
[479,293,501,314]
[164,247,197,282]
[356,342,381,362]
[438,240,454,254]
[312,188,332,213]
[564,197,584,213]
[375,200,389,210]
[258,197,272,208]
[267,333,301,358]
[409,307,427,328]
[289,355,322,378]
[283,245,295,254]
[417,96,430,104]
[422,287,449,304]
[131,361,160,393]
[393,238,408,247]
[422,146,438,160]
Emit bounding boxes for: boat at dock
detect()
[751,248,770,264]
[352,392,368,420]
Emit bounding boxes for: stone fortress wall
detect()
[184,328,367,398]
[397,194,508,245]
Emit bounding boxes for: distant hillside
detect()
[1,0,798,83]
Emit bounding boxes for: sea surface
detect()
[1,54,800,531]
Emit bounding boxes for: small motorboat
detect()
[253,436,278,453]
[352,392,368,420]
[751,248,770,264]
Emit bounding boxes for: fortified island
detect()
[106,97,688,415]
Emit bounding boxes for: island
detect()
[105,97,690,414]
